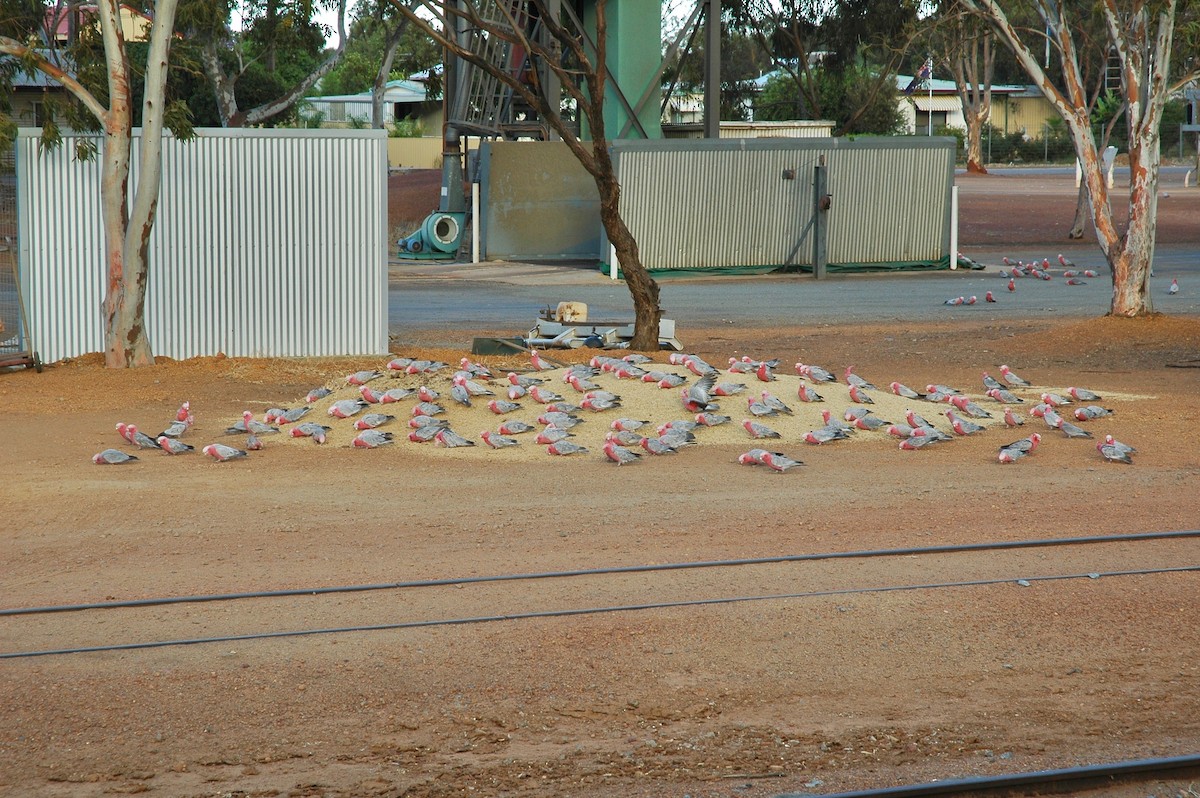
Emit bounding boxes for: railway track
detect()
[3,530,1198,660]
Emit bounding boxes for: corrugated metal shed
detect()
[607,137,955,272]
[15,128,388,363]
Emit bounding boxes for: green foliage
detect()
[388,117,422,137]
[346,113,367,129]
[295,101,326,128]
[754,65,904,135]
[319,9,441,97]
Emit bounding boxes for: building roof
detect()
[895,74,1032,95]
[307,79,428,104]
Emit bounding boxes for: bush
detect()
[389,118,424,138]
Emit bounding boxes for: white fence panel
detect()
[15,128,387,363]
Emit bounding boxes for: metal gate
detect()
[0,147,39,371]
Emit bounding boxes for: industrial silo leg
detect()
[812,155,829,279]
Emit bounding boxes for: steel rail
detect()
[2,565,1196,660]
[3,529,1197,617]
[778,752,1200,798]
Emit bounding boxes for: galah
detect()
[905,409,934,429]
[658,428,696,448]
[822,409,854,433]
[546,440,589,456]
[654,373,688,389]
[614,364,647,380]
[999,365,1031,387]
[585,390,621,403]
[640,436,678,455]
[985,291,996,303]
[480,430,521,449]
[1041,392,1071,407]
[986,387,1023,404]
[115,421,133,442]
[738,449,769,466]
[378,389,412,404]
[126,425,162,449]
[797,384,824,403]
[264,408,287,423]
[569,374,601,392]
[755,361,776,382]
[622,353,652,364]
[946,411,984,436]
[925,383,961,396]
[418,385,440,402]
[159,420,189,439]
[683,354,716,376]
[246,434,265,451]
[804,427,847,445]
[507,385,527,400]
[280,407,312,424]
[889,382,922,400]
[1066,386,1101,401]
[1097,440,1133,463]
[761,451,803,472]
[507,372,545,388]
[944,296,965,306]
[1058,420,1093,439]
[407,426,440,443]
[1082,269,1099,278]
[1007,279,1016,292]
[345,370,383,386]
[695,412,731,427]
[156,436,194,454]
[1000,433,1041,454]
[796,363,835,383]
[359,386,384,404]
[728,358,757,374]
[1168,279,1179,295]
[658,419,698,434]
[848,385,874,404]
[353,430,394,449]
[408,415,447,429]
[498,419,536,436]
[760,391,794,415]
[899,435,940,450]
[965,295,978,305]
[997,448,1027,464]
[844,366,876,390]
[747,399,777,417]
[291,422,331,443]
[529,386,564,404]
[606,430,645,447]
[982,372,1003,391]
[535,426,574,445]
[844,407,870,421]
[742,419,781,439]
[434,429,475,448]
[529,349,556,371]
[1002,408,1025,428]
[411,402,445,417]
[853,414,889,431]
[885,424,916,439]
[1042,409,1065,429]
[581,397,620,412]
[667,353,688,366]
[1058,253,1075,269]
[682,374,718,412]
[488,399,522,414]
[1066,278,1086,286]
[950,397,992,418]
[329,399,370,419]
[538,411,582,428]
[1074,405,1114,421]
[240,411,278,435]
[405,360,447,375]
[545,401,582,414]
[450,383,472,407]
[1029,403,1050,418]
[93,448,138,464]
[713,381,747,396]
[911,425,953,441]
[603,440,642,465]
[1104,434,1136,455]
[354,413,396,430]
[203,443,247,462]
[611,417,649,432]
[459,357,495,379]
[175,401,192,423]
[386,357,413,372]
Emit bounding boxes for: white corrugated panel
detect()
[16,128,387,363]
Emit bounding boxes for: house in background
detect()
[895,74,1056,139]
[45,3,154,44]
[302,79,442,133]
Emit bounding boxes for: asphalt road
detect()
[388,243,1200,338]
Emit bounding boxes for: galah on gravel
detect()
[655,373,689,389]
[606,430,645,447]
[640,436,679,455]
[1082,270,1099,278]
[848,385,874,405]
[1007,279,1016,292]
[417,385,440,402]
[755,362,776,382]
[761,451,803,472]
[459,357,495,379]
[611,418,649,432]
[386,357,413,372]
[798,363,836,383]
[804,427,847,445]
[1058,254,1076,269]
[658,420,698,435]
[405,360,447,375]
[246,434,264,451]
[380,388,415,405]
[159,420,189,438]
[944,296,965,306]
[797,383,824,403]
[623,353,653,365]
[408,415,447,429]
[760,391,794,416]
[997,448,1027,464]
[899,435,940,450]
[1066,278,1087,286]
[1073,405,1114,421]
[488,399,522,415]
[680,374,719,413]
[434,429,475,448]
[353,430,394,449]
[852,413,889,431]
[742,419,782,439]
[535,426,574,445]
[965,295,978,305]
[683,354,716,376]
[1057,420,1093,439]
[999,365,1031,387]
[407,426,440,443]
[411,401,445,418]
[507,385,527,400]
[844,366,876,390]
[329,399,370,419]
[508,372,545,388]
[925,389,952,403]
[529,349,556,371]
[1042,408,1065,429]
[529,386,564,404]
[728,357,757,374]
[538,411,583,428]
[657,429,696,449]
[585,390,621,403]
[157,436,194,454]
[581,397,621,412]
[925,383,961,396]
[450,383,472,408]
[280,407,312,424]
[546,440,589,456]
[821,409,854,433]
[175,401,192,423]
[264,408,287,423]
[1104,434,1137,455]
[985,292,996,303]
[904,409,934,430]
[695,412,731,427]
[981,372,1003,392]
[747,399,777,417]
[306,387,332,403]
[986,388,1024,404]
[498,419,536,435]
[738,449,770,466]
[911,425,953,441]
[1066,386,1102,401]
[291,422,331,443]
[240,411,279,435]
[1029,403,1050,419]
[359,386,385,404]
[126,425,162,449]
[946,411,984,436]
[999,433,1041,454]
[1169,279,1179,295]
[603,440,642,465]
[115,422,133,442]
[345,370,383,386]
[950,396,992,418]
[354,413,396,430]
[203,443,248,462]
[714,381,747,396]
[614,364,647,380]
[1002,408,1025,428]
[545,402,582,414]
[480,430,520,449]
[569,374,601,392]
[889,382,922,400]
[93,448,138,464]
[1097,442,1133,463]
[1041,392,1072,407]
[885,424,916,439]
[454,375,494,397]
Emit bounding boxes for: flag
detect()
[903,57,933,95]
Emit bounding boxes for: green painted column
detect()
[581,0,662,140]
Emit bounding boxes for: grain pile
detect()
[239,350,1140,465]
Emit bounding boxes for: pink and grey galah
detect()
[546,440,589,456]
[538,411,583,428]
[529,386,564,404]
[1104,435,1136,455]
[450,383,472,407]
[408,415,448,429]
[328,399,370,418]
[507,385,527,400]
[126,425,162,449]
[480,430,521,449]
[852,413,889,431]
[202,443,248,462]
[246,434,264,451]
[611,417,649,432]
[529,350,556,371]
[488,399,522,415]
[655,373,688,389]
[434,429,475,448]
[1073,405,1114,421]
[727,357,757,374]
[946,410,984,436]
[535,426,574,445]
[354,413,396,430]
[359,386,385,404]
[1097,440,1133,463]
[844,366,876,390]
[999,364,1031,387]
[738,448,770,466]
[997,448,1027,464]
[407,426,440,443]
[345,370,383,386]
[175,401,192,423]
[352,430,394,449]
[713,381,747,396]
[742,419,782,439]
[603,440,642,465]
[1066,386,1101,401]
[904,409,934,429]
[93,448,138,464]
[581,396,620,412]
[305,386,332,403]
[411,401,445,418]
[899,435,940,450]
[848,385,874,404]
[605,430,645,447]
[291,422,332,443]
[747,398,777,417]
[1040,392,1072,407]
[822,409,854,433]
[1057,420,1093,439]
[386,357,413,372]
[159,420,189,439]
[1002,407,1025,428]
[459,357,495,379]
[508,371,545,388]
[761,451,803,472]
[640,436,680,455]
[949,396,992,418]
[890,381,922,400]
[999,433,1041,454]
[797,383,824,403]
[156,436,195,454]
[760,391,794,415]
[498,419,536,436]
[986,387,1023,404]
[455,375,495,396]
[279,407,311,424]
[755,361,776,382]
[804,427,848,445]
[695,412,731,427]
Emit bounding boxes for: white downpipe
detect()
[471,182,480,264]
[949,186,958,270]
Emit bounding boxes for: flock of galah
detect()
[942,253,1180,306]
[92,347,1137,471]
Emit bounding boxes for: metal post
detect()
[471,181,480,263]
[704,0,721,139]
[812,155,828,280]
[949,186,958,270]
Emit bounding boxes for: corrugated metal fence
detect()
[609,137,955,271]
[15,128,388,364]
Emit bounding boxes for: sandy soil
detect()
[1,176,1199,798]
